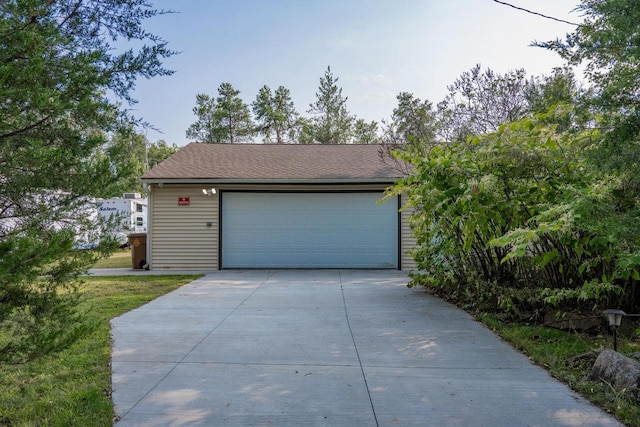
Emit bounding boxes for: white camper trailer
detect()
[97,193,148,239]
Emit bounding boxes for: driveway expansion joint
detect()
[111,270,622,426]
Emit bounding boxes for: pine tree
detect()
[214,83,255,143]
[307,66,354,144]
[353,119,380,144]
[186,84,255,143]
[252,85,299,143]
[0,0,175,362]
[186,93,218,143]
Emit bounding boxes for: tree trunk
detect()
[589,349,640,393]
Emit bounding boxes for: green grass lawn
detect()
[91,249,133,269]
[1,274,638,426]
[0,275,202,426]
[477,314,640,427]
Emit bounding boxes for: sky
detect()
[128,0,582,146]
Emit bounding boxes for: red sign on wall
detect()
[178,197,190,206]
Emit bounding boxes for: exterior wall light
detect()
[202,188,217,196]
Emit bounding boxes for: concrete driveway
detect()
[111,270,620,426]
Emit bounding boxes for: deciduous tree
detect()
[536,0,640,175]
[393,1,640,318]
[437,65,530,142]
[100,129,180,196]
[535,0,640,312]
[101,126,148,196]
[148,139,179,168]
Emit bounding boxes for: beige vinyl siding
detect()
[400,194,417,270]
[147,183,415,270]
[149,185,218,270]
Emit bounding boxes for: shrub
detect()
[392,109,640,319]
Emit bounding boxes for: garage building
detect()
[141,143,416,270]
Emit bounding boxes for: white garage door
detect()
[221,192,398,268]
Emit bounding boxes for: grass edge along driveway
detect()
[0,272,638,426]
[0,274,202,426]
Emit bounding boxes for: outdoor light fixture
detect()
[202,188,217,196]
[604,309,626,351]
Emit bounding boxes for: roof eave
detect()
[140,177,402,185]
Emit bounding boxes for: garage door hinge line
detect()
[339,270,379,427]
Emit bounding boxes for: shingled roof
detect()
[142,143,407,183]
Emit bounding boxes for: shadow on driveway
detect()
[111,270,621,426]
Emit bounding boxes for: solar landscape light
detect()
[603,309,626,351]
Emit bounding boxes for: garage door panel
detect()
[222,192,398,268]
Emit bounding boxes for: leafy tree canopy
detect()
[437,65,531,142]
[148,139,180,169]
[537,0,640,177]
[99,128,179,196]
[391,0,640,319]
[537,0,639,114]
